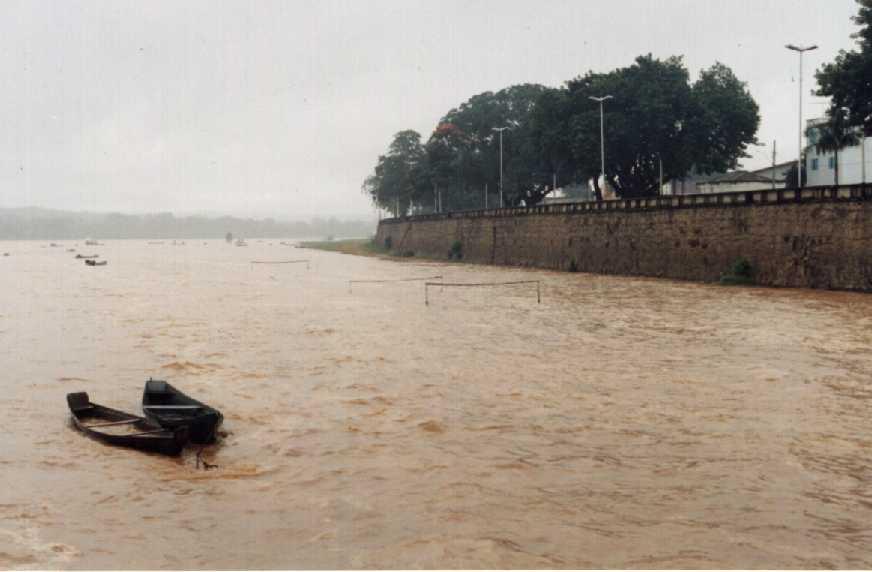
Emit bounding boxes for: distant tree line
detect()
[0,208,374,240]
[363,54,760,214]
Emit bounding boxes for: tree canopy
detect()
[540,56,759,199]
[364,55,759,212]
[361,130,426,216]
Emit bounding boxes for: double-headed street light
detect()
[588,95,613,198]
[492,126,509,207]
[786,44,817,188]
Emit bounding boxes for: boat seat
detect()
[67,392,92,412]
[145,379,172,394]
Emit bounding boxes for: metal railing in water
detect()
[381,184,872,224]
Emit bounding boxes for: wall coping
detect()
[380,184,872,224]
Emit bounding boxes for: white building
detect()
[805,118,871,186]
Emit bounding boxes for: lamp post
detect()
[659,155,663,196]
[588,95,613,198]
[492,127,509,207]
[863,114,870,185]
[786,44,818,188]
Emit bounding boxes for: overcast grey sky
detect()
[0,0,861,219]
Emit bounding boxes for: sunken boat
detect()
[84,259,107,266]
[142,379,223,444]
[67,392,188,456]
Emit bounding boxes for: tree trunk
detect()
[834,150,839,185]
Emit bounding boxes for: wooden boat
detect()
[142,379,223,444]
[67,392,188,455]
[75,254,98,259]
[85,259,107,266]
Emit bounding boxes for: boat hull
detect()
[67,392,188,456]
[142,379,223,444]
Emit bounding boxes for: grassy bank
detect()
[297,238,385,257]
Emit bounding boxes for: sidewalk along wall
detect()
[375,186,872,292]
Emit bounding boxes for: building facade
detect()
[806,118,871,186]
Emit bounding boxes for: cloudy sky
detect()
[0,0,861,219]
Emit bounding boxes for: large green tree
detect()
[362,130,426,216]
[431,84,551,208]
[364,56,760,211]
[816,0,872,140]
[538,55,759,199]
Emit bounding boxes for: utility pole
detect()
[492,127,509,207]
[772,140,777,191]
[786,44,818,188]
[658,156,663,196]
[588,95,613,198]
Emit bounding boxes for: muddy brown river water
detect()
[1,239,872,569]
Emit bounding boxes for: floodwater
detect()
[2,239,872,569]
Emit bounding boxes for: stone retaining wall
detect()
[375,185,872,291]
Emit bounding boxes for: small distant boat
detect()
[85,259,107,266]
[75,254,98,259]
[235,238,248,247]
[67,392,188,456]
[84,239,100,246]
[142,379,223,444]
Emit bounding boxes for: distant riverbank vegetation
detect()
[298,238,383,257]
[0,207,375,240]
[364,54,760,214]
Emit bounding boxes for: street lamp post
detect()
[786,44,818,189]
[492,127,509,207]
[658,155,663,196]
[588,95,613,198]
[863,114,870,185]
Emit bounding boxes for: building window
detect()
[811,158,819,171]
[828,156,835,169]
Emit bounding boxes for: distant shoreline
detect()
[297,238,382,258]
[0,206,375,241]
